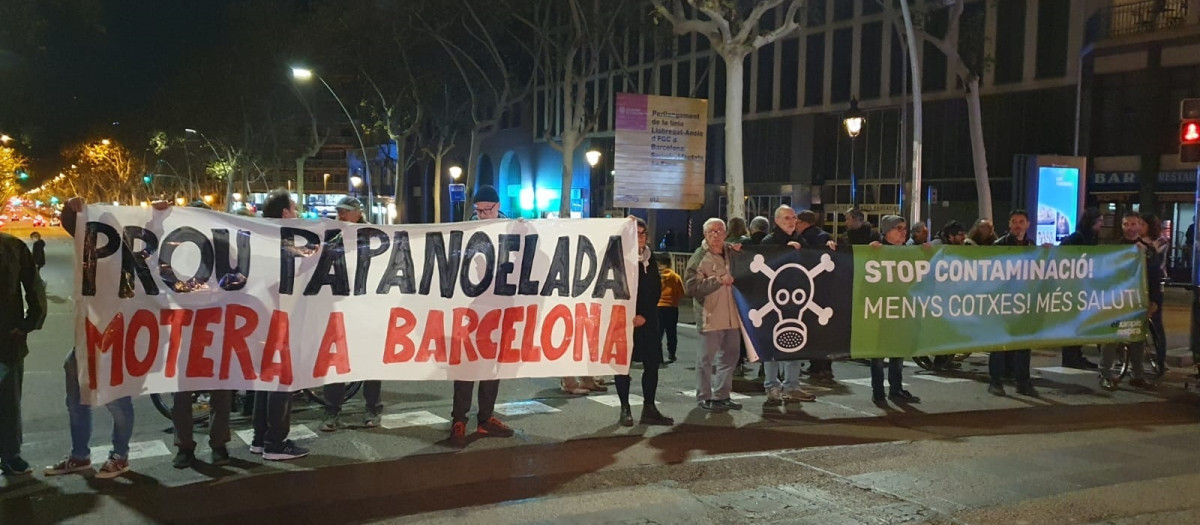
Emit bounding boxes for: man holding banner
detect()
[1099,212,1158,391]
[685,218,743,412]
[757,206,816,404]
[868,216,921,404]
[988,210,1038,397]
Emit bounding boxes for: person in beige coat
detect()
[684,218,744,412]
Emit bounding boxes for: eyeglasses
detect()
[637,230,647,236]
[473,203,497,213]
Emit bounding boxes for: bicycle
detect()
[1101,317,1163,386]
[150,382,364,423]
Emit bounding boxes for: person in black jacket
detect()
[29,232,46,270]
[1060,208,1102,369]
[757,206,817,403]
[616,217,673,426]
[988,210,1037,397]
[1099,212,1158,390]
[868,216,921,404]
[842,208,881,246]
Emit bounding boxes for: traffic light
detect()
[143,174,152,184]
[17,171,29,181]
[1183,120,1200,163]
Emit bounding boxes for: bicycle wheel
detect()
[1146,320,1164,378]
[303,381,363,408]
[1104,344,1130,383]
[912,356,935,370]
[152,392,213,424]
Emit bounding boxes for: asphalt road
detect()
[2,224,1199,524]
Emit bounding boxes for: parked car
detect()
[32,216,46,227]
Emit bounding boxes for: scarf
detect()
[639,245,651,271]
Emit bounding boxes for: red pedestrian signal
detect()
[1184,121,1200,144]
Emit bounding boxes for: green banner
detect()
[849,245,1148,359]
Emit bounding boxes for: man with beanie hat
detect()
[449,184,515,447]
[867,216,921,405]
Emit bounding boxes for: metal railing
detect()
[1088,0,1191,42]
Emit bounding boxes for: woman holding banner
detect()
[616,217,674,426]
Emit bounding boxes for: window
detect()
[834,0,855,21]
[890,28,907,96]
[805,33,825,106]
[659,64,674,96]
[694,57,710,100]
[831,28,853,103]
[779,38,800,110]
[860,22,883,100]
[807,0,826,28]
[995,0,1026,84]
[677,61,692,98]
[1035,0,1069,79]
[757,44,775,112]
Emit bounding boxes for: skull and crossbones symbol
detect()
[747,252,835,352]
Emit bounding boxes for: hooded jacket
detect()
[684,240,740,333]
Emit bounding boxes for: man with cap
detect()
[319,196,385,431]
[867,215,921,405]
[449,185,515,447]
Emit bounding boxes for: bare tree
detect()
[652,0,802,221]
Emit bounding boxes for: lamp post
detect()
[350,175,363,198]
[843,98,866,206]
[292,67,374,224]
[449,165,463,221]
[186,128,234,211]
[586,150,602,218]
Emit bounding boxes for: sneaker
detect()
[448,420,468,448]
[363,411,382,428]
[320,414,346,432]
[765,387,783,406]
[44,457,92,476]
[249,444,264,455]
[477,417,515,438]
[713,398,743,411]
[211,446,231,466]
[698,399,725,412]
[987,383,1006,396]
[172,449,195,469]
[94,456,130,479]
[1099,376,1117,391]
[262,440,309,461]
[889,390,921,403]
[784,388,817,402]
[1,456,32,476]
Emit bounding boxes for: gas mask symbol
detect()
[747,252,835,352]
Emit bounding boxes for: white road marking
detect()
[587,394,643,407]
[1035,366,1095,375]
[678,389,750,400]
[90,440,170,461]
[494,401,561,416]
[380,411,449,429]
[909,374,974,384]
[234,424,317,445]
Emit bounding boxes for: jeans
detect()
[988,350,1031,386]
[870,358,904,395]
[0,360,23,462]
[658,307,679,359]
[697,329,740,402]
[252,391,292,448]
[763,360,801,391]
[1102,342,1145,381]
[323,380,383,416]
[64,350,134,460]
[451,380,499,423]
[173,390,231,451]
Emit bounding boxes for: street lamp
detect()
[292,66,374,223]
[843,98,866,205]
[0,134,11,143]
[350,175,363,197]
[449,166,462,180]
[101,139,111,146]
[586,150,602,167]
[448,166,464,221]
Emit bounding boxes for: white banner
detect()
[74,205,638,404]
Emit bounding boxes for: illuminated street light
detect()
[449,166,463,181]
[586,150,602,167]
[292,65,374,222]
[101,139,111,146]
[0,134,11,143]
[291,67,314,81]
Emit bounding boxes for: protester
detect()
[755,206,817,404]
[43,197,136,479]
[866,216,921,404]
[615,217,674,427]
[657,253,684,364]
[930,220,966,246]
[987,210,1037,397]
[451,185,517,447]
[965,219,997,246]
[907,221,929,245]
[795,209,839,383]
[319,196,385,432]
[1060,209,1103,370]
[0,227,46,476]
[172,201,234,469]
[251,189,310,461]
[748,216,770,244]
[1141,213,1168,374]
[29,231,46,270]
[1100,212,1158,390]
[842,208,881,246]
[685,218,743,412]
[726,216,749,243]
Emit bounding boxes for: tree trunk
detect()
[394,138,406,224]
[723,51,748,222]
[466,130,483,210]
[559,129,578,217]
[965,77,992,221]
[295,157,307,208]
[433,153,443,223]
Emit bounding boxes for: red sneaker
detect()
[477,417,514,438]
[448,420,468,448]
